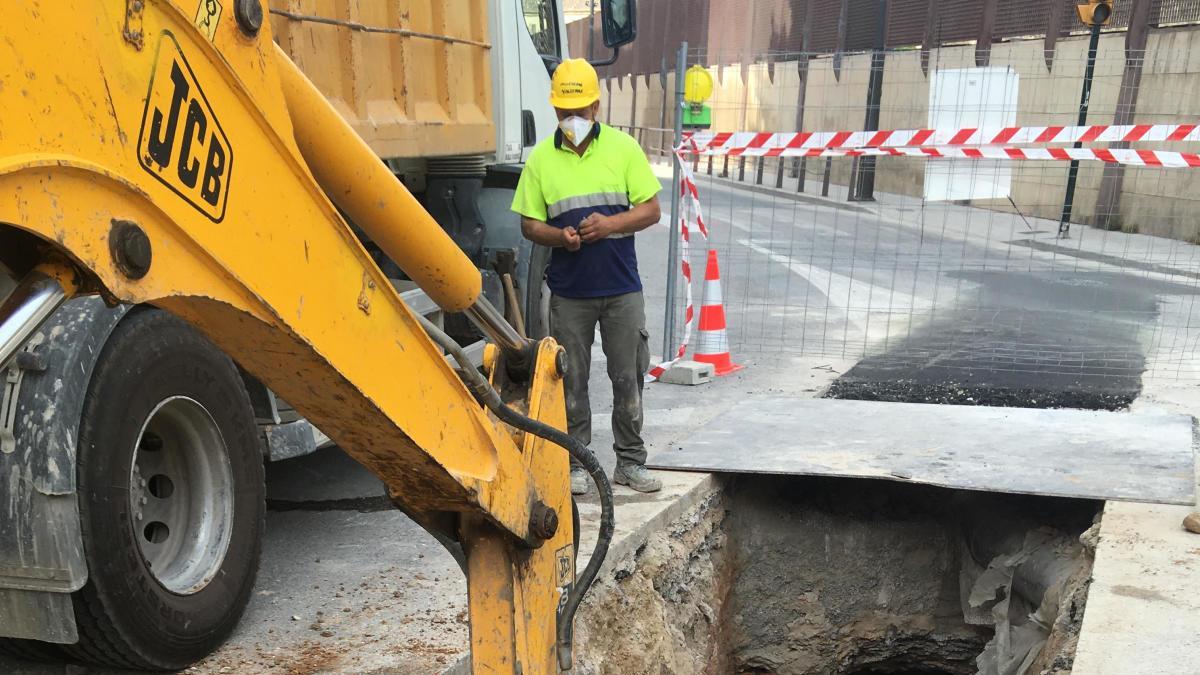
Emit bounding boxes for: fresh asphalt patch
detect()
[826,270,1200,410]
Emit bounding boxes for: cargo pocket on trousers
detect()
[637,328,650,375]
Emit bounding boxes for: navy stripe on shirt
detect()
[547,202,641,298]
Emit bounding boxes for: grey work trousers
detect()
[550,291,650,469]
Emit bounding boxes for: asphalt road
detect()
[7,165,1200,673]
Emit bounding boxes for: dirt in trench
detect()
[721,477,988,674]
[717,476,1099,675]
[571,490,730,675]
[557,474,1098,675]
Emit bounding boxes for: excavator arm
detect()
[0,1,609,672]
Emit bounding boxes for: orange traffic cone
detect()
[692,249,743,376]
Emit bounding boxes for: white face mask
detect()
[559,116,594,146]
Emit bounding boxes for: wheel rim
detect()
[129,396,234,595]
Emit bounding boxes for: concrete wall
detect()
[605,73,677,156]
[600,28,1200,240]
[1118,27,1200,240]
[873,35,1129,225]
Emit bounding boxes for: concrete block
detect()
[659,360,715,386]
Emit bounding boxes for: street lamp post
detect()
[1058,0,1113,238]
[662,42,687,360]
[849,0,888,202]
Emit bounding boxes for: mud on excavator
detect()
[0,1,636,672]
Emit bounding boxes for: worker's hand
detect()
[561,226,582,252]
[578,213,616,243]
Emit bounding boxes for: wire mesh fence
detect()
[609,37,1200,402]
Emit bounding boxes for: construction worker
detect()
[511,59,664,494]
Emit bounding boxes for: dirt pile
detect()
[572,492,728,674]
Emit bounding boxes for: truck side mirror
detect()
[589,0,635,67]
[600,0,637,49]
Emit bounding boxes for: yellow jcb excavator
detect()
[0,1,637,672]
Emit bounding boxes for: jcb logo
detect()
[138,32,233,222]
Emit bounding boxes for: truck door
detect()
[510,0,563,161]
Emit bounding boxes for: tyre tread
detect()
[62,309,263,670]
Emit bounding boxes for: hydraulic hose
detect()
[415,314,614,671]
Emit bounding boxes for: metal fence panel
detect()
[1152,0,1200,24]
[808,0,844,53]
[612,42,1200,402]
[993,0,1052,40]
[767,0,812,53]
[885,0,929,47]
[932,0,986,44]
[845,0,882,51]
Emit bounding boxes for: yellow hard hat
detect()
[550,58,600,109]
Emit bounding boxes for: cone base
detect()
[694,352,743,376]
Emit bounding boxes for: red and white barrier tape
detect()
[646,122,1200,380]
[743,144,1200,167]
[647,143,708,383]
[687,123,1200,156]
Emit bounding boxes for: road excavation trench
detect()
[572,475,1098,675]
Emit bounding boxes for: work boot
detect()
[613,464,662,493]
[570,466,590,496]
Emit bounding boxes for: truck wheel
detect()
[524,244,551,339]
[59,309,264,670]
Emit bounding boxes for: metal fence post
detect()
[849,0,887,202]
[662,42,687,361]
[630,76,638,138]
[587,0,595,60]
[1058,20,1104,238]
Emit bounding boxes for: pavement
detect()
[4,162,1200,673]
[1072,379,1200,675]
